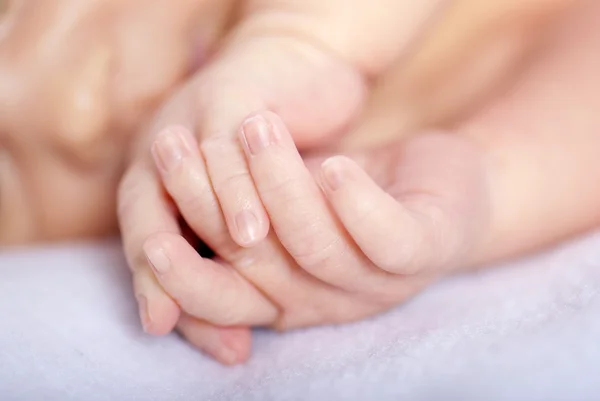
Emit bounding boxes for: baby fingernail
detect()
[144,246,171,274]
[152,127,194,172]
[241,114,278,155]
[235,210,260,245]
[320,157,346,191]
[137,294,151,333]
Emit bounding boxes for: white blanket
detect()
[1,233,600,401]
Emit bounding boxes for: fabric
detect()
[1,233,600,401]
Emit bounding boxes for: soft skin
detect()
[0,0,230,244]
[0,0,565,245]
[118,0,590,364]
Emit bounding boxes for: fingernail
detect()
[197,328,241,365]
[241,114,277,156]
[218,331,246,365]
[145,246,171,274]
[218,346,240,365]
[235,210,260,245]
[320,157,346,192]
[152,127,194,172]
[137,294,151,333]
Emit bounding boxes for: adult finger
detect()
[144,232,279,326]
[117,162,182,335]
[238,111,395,291]
[177,314,253,365]
[151,125,270,248]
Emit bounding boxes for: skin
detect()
[0,0,562,245]
[0,0,581,364]
[117,0,452,363]
[344,0,576,147]
[0,0,231,244]
[118,0,594,365]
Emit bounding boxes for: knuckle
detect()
[259,174,305,204]
[214,169,253,195]
[198,134,229,154]
[169,161,216,212]
[210,288,246,326]
[116,170,148,227]
[173,265,249,326]
[346,200,380,229]
[270,310,303,332]
[271,311,304,332]
[127,249,151,274]
[290,232,343,272]
[369,239,421,274]
[271,299,344,332]
[168,157,203,190]
[214,308,244,326]
[177,192,213,221]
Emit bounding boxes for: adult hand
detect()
[118,0,448,364]
[117,0,579,365]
